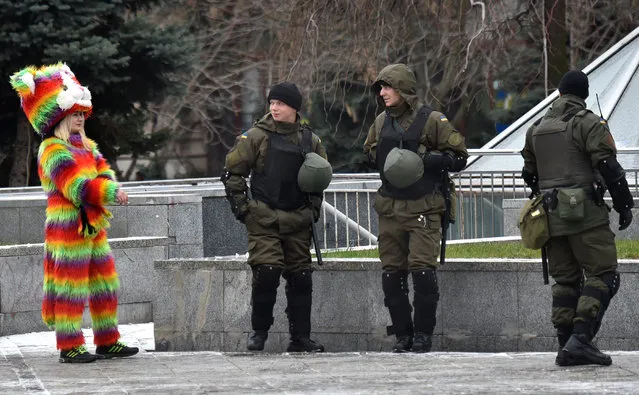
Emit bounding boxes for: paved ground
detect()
[2,324,639,394]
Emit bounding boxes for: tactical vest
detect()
[377,106,441,199]
[250,127,312,210]
[532,109,594,191]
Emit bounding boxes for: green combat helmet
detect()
[298,152,333,193]
[383,147,424,188]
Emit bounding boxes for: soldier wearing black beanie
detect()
[558,70,589,100]
[221,78,328,354]
[521,67,633,368]
[267,82,303,112]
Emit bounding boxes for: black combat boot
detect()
[412,333,433,353]
[559,274,619,366]
[562,333,612,366]
[284,270,324,353]
[551,281,580,366]
[247,265,282,351]
[554,326,583,366]
[382,272,413,353]
[411,270,439,353]
[247,331,268,351]
[287,337,325,352]
[555,329,571,366]
[393,336,413,353]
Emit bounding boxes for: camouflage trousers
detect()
[378,212,442,272]
[244,213,312,272]
[548,224,618,337]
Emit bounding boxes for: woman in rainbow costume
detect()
[10,63,139,363]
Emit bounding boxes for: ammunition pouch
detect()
[518,194,550,249]
[557,188,586,222]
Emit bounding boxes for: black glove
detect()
[423,151,453,171]
[618,208,633,231]
[521,167,540,198]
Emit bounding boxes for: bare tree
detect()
[146,0,639,176]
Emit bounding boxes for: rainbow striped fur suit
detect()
[38,133,121,350]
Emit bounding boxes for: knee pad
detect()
[382,271,410,306]
[411,270,439,334]
[602,271,620,299]
[411,269,439,296]
[551,282,580,308]
[252,265,282,293]
[576,272,619,338]
[551,282,580,329]
[284,269,313,296]
[581,271,619,310]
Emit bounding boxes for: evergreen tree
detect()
[0,0,194,185]
[307,81,378,173]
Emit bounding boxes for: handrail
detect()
[467,147,639,156]
[321,200,378,245]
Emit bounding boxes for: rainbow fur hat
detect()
[10,63,92,137]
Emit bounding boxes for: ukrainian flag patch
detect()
[600,118,607,124]
[440,115,448,122]
[240,131,249,139]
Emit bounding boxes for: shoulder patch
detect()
[439,115,448,122]
[599,117,607,125]
[447,133,462,146]
[240,131,249,139]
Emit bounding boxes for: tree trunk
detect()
[8,116,32,187]
[545,0,569,89]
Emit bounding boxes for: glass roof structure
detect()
[466,26,639,172]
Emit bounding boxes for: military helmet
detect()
[298,152,333,193]
[383,147,424,188]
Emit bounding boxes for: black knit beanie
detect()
[267,82,302,112]
[558,70,589,100]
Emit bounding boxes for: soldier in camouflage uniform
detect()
[221,82,328,353]
[521,70,633,366]
[364,64,468,353]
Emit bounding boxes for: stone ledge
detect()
[0,193,201,208]
[153,257,639,352]
[0,236,171,257]
[154,257,639,273]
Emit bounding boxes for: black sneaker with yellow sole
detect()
[95,341,139,359]
[59,345,99,363]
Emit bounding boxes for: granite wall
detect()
[0,237,170,336]
[152,257,639,353]
[0,194,203,258]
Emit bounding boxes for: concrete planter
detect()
[153,257,639,353]
[0,237,170,336]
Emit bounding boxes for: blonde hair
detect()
[53,113,92,151]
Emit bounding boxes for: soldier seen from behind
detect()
[363,64,468,353]
[221,82,332,353]
[521,70,633,366]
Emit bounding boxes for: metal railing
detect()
[2,151,637,250]
[317,148,639,249]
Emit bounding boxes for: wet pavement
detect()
[1,324,639,394]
